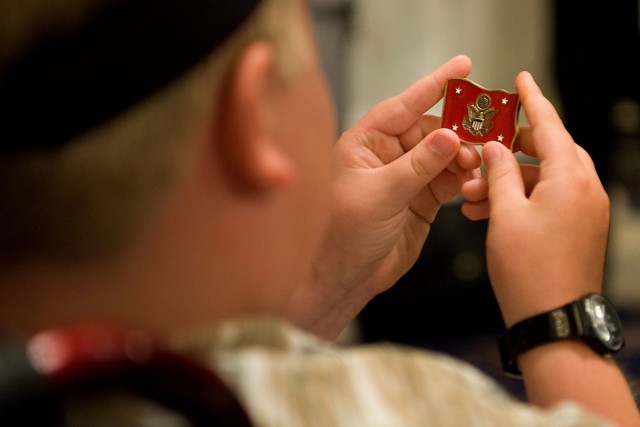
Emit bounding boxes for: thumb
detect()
[483,141,526,211]
[380,129,459,205]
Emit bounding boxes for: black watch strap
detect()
[498,303,577,378]
[498,294,625,378]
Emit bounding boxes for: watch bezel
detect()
[581,293,625,353]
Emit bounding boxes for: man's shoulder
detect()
[176,317,613,427]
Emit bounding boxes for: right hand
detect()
[461,71,610,326]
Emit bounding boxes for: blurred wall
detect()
[344,0,559,127]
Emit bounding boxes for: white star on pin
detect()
[497,134,504,141]
[455,87,462,94]
[452,124,459,131]
[501,97,508,105]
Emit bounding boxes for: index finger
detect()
[359,55,472,135]
[516,71,579,164]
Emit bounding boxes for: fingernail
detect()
[432,135,457,157]
[483,143,502,166]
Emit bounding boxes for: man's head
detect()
[0,0,336,336]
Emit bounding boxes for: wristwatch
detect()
[498,293,625,378]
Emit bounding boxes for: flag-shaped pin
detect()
[441,78,521,150]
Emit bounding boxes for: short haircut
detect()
[0,0,309,267]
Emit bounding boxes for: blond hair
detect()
[0,0,309,266]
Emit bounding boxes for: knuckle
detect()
[488,164,511,184]
[411,149,436,179]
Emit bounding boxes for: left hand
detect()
[285,55,481,338]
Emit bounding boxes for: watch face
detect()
[584,294,625,351]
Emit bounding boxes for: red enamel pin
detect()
[441,78,521,150]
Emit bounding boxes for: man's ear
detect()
[216,41,295,193]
